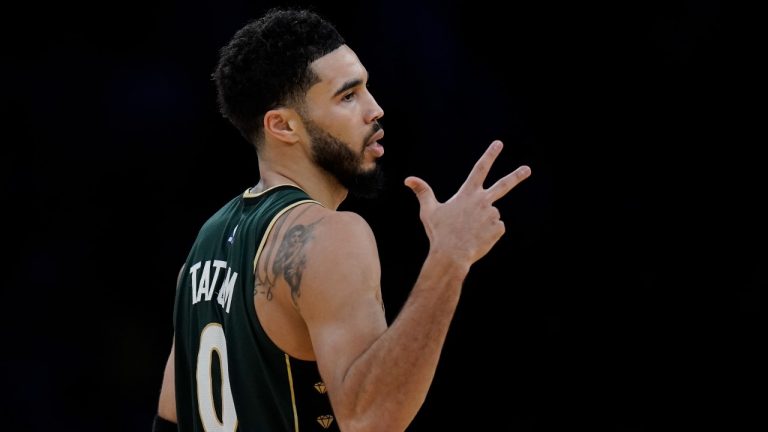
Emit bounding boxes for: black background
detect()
[4,0,763,431]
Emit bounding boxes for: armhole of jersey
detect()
[248,199,323,359]
[250,199,320,431]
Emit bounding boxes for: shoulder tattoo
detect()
[255,208,323,307]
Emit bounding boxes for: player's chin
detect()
[360,158,380,172]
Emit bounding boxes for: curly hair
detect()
[213,8,345,146]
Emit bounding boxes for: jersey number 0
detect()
[196,324,238,431]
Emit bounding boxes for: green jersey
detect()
[174,185,339,431]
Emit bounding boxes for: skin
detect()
[158,45,531,431]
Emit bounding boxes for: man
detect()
[153,7,531,432]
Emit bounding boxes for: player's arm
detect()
[300,141,530,432]
[299,212,466,432]
[154,265,185,428]
[156,337,177,423]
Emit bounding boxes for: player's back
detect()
[173,185,339,431]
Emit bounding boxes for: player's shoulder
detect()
[287,204,375,249]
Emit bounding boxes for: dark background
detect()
[4,0,763,431]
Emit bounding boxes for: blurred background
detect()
[3,0,762,430]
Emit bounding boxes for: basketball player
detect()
[153,7,531,432]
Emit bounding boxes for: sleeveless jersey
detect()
[173,185,339,432]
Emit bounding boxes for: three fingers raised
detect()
[407,139,532,208]
[465,140,531,201]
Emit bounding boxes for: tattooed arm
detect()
[295,143,531,432]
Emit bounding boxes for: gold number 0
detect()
[196,323,238,431]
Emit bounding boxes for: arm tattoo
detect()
[254,213,291,298]
[272,220,321,306]
[254,208,322,306]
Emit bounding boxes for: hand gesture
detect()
[405,140,531,265]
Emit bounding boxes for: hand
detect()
[405,140,531,266]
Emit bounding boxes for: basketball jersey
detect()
[173,185,340,432]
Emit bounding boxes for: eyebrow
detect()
[332,78,364,98]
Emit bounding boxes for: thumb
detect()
[404,176,438,213]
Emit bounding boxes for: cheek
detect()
[313,115,344,138]
[331,125,362,148]
[311,108,365,147]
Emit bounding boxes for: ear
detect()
[263,108,301,144]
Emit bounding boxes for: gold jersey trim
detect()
[285,354,300,432]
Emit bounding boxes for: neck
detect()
[255,158,348,210]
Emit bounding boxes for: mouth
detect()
[365,129,385,158]
[367,129,384,146]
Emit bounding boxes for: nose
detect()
[366,93,384,124]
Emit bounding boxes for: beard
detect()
[304,118,385,199]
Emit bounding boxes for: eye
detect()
[341,91,356,102]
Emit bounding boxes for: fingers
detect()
[486,165,532,203]
[464,140,504,189]
[404,176,438,214]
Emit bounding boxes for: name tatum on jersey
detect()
[188,260,238,313]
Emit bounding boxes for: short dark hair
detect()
[213,8,345,146]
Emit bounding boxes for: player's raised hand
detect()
[405,140,531,265]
